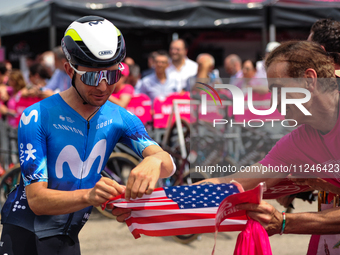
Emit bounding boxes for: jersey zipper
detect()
[63,119,91,235]
[63,108,99,235]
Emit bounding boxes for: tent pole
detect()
[269,24,276,42]
[49,25,56,50]
[262,25,267,56]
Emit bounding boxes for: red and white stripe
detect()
[125,208,247,238]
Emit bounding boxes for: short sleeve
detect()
[117,107,158,158]
[18,104,48,186]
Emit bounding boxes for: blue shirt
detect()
[135,73,179,102]
[43,69,71,92]
[1,94,158,241]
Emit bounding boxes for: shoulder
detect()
[185,58,198,68]
[166,64,176,72]
[19,96,59,129]
[277,124,315,148]
[141,73,156,85]
[23,94,58,113]
[121,84,134,94]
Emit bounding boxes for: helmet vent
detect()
[76,41,97,60]
[112,38,122,59]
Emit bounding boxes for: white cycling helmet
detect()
[61,16,126,68]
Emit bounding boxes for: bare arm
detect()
[285,208,340,235]
[237,200,340,236]
[290,177,340,195]
[124,145,174,201]
[108,94,132,108]
[25,177,124,215]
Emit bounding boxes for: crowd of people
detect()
[0,14,339,255]
[0,36,280,130]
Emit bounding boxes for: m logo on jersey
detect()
[20,110,38,127]
[55,139,106,179]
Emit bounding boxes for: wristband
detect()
[280,211,286,235]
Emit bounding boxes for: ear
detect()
[64,62,74,78]
[303,68,317,91]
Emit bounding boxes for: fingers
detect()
[112,207,132,223]
[101,177,125,195]
[145,178,157,195]
[276,195,295,208]
[237,201,283,235]
[236,202,264,212]
[125,173,156,201]
[89,178,125,206]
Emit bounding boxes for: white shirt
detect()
[166,58,198,91]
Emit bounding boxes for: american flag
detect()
[103,183,250,238]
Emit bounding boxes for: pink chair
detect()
[126,94,152,125]
[197,91,225,122]
[152,92,191,129]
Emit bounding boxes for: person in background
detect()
[5,69,27,128]
[39,51,55,78]
[166,39,198,91]
[109,62,134,108]
[235,59,269,95]
[186,53,222,91]
[136,50,179,103]
[127,64,141,88]
[124,56,135,66]
[0,62,9,103]
[3,61,12,85]
[141,51,157,78]
[256,41,281,79]
[308,18,340,84]
[40,46,71,97]
[224,54,243,85]
[27,63,51,89]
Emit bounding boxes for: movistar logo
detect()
[55,139,106,179]
[196,82,222,115]
[89,21,103,26]
[99,50,113,56]
[20,110,38,127]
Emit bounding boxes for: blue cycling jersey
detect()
[1,94,158,241]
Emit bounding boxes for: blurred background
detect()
[1,0,340,78]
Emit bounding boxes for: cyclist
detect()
[0,16,175,255]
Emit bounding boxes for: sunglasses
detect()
[70,63,124,86]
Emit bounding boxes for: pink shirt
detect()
[111,84,134,99]
[6,91,22,128]
[260,108,340,188]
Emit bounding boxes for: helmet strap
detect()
[71,65,88,105]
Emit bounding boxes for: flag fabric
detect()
[103,182,265,239]
[215,182,264,231]
[263,178,310,199]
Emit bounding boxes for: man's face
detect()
[154,55,169,73]
[169,40,186,62]
[73,64,119,107]
[224,59,235,76]
[242,60,256,79]
[267,61,311,124]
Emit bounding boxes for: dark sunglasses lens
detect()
[80,70,121,86]
[106,70,122,85]
[80,72,99,86]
